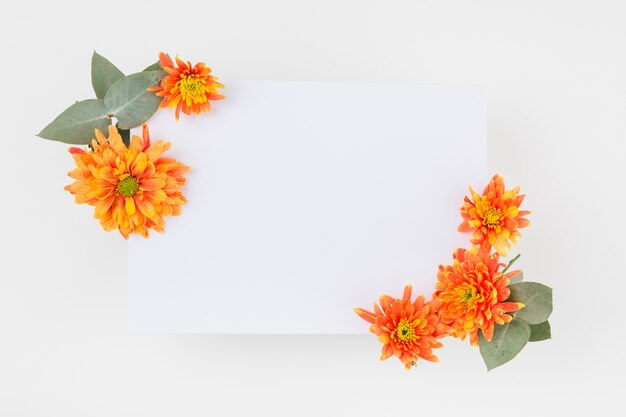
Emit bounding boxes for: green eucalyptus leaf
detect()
[143,60,162,71]
[104,70,166,130]
[117,125,131,147]
[479,319,531,371]
[37,99,111,145]
[529,321,551,342]
[508,271,524,285]
[144,53,171,71]
[91,51,125,99]
[508,282,553,325]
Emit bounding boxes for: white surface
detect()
[1,0,625,415]
[129,81,486,333]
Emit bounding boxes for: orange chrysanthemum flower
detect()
[148,52,225,120]
[65,125,190,239]
[434,247,524,346]
[458,174,530,256]
[355,285,449,369]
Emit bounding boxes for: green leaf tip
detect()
[117,125,131,147]
[38,99,112,145]
[479,319,531,371]
[529,321,551,342]
[143,53,172,72]
[91,51,125,99]
[143,60,163,72]
[507,271,524,285]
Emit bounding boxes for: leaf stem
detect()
[502,254,521,274]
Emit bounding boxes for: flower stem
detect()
[502,254,521,274]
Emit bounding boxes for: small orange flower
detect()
[434,247,524,345]
[458,174,530,256]
[355,285,449,369]
[148,52,224,120]
[65,124,190,238]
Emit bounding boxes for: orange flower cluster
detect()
[355,174,530,369]
[64,53,225,238]
[65,125,190,238]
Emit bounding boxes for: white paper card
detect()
[129,81,486,333]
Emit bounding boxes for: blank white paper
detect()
[129,81,486,333]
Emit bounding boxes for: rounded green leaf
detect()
[91,51,125,99]
[479,319,531,371]
[507,271,524,285]
[117,124,131,147]
[143,53,170,71]
[104,70,165,130]
[37,99,111,145]
[529,321,551,342]
[508,282,553,325]
[143,61,163,72]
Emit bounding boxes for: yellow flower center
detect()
[116,175,140,197]
[395,318,417,343]
[483,207,503,229]
[460,290,474,303]
[454,282,483,310]
[179,74,206,103]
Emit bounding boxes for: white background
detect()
[1,0,625,415]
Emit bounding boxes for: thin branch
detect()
[502,254,521,274]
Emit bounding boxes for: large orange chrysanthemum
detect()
[65,125,190,238]
[458,174,530,256]
[434,248,524,346]
[355,285,449,369]
[148,52,225,120]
